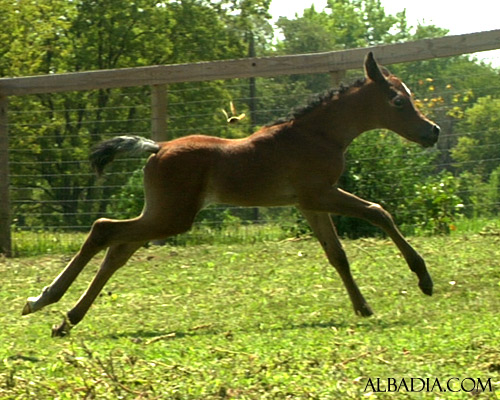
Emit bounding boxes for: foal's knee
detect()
[367,203,394,228]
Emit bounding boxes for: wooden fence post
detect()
[151,84,168,142]
[0,95,12,256]
[330,70,346,87]
[150,85,168,245]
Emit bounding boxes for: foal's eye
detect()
[391,96,405,108]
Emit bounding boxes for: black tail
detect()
[89,135,160,176]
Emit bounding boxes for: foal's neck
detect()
[299,85,382,150]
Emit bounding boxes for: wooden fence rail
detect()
[1,29,500,96]
[1,29,500,256]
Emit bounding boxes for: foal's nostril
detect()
[433,125,441,136]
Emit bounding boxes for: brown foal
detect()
[22,52,440,336]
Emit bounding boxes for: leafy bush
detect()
[107,169,145,218]
[336,129,439,237]
[402,171,464,235]
[486,166,500,215]
[451,96,500,179]
[458,167,500,218]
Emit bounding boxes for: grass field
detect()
[1,229,499,399]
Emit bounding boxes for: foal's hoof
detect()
[22,296,42,315]
[51,319,72,337]
[22,291,48,315]
[355,303,374,317]
[22,301,34,316]
[418,275,434,296]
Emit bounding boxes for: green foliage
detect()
[107,169,145,218]
[3,0,500,239]
[402,171,464,235]
[6,0,268,232]
[486,166,500,215]
[2,234,499,397]
[276,0,406,54]
[336,131,433,236]
[447,96,500,221]
[332,131,467,237]
[11,230,86,257]
[458,167,500,218]
[274,0,412,94]
[452,96,500,179]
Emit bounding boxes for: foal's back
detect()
[152,125,301,207]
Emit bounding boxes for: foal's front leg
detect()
[302,187,433,296]
[300,209,373,316]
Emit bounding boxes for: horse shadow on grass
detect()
[106,316,410,342]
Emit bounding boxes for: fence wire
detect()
[6,56,500,239]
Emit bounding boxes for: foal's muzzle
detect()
[422,124,440,147]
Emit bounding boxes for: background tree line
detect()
[1,0,499,236]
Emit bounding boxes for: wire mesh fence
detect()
[5,54,500,247]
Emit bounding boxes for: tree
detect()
[452,96,500,179]
[269,0,414,112]
[4,0,265,230]
[4,0,498,235]
[276,0,408,53]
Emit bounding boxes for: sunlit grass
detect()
[1,229,499,398]
[11,223,288,257]
[11,216,500,257]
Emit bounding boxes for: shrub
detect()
[402,171,464,235]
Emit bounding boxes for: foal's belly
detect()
[204,171,298,208]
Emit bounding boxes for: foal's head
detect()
[363,52,440,147]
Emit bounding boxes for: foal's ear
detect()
[364,52,388,83]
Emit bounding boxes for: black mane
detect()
[267,77,366,127]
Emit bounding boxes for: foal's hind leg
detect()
[51,242,143,337]
[48,209,198,336]
[22,220,112,316]
[22,214,171,316]
[300,209,373,316]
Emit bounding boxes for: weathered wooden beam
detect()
[1,29,499,96]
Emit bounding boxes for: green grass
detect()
[1,231,499,399]
[11,216,500,257]
[10,223,289,257]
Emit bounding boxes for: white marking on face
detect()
[401,82,412,97]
